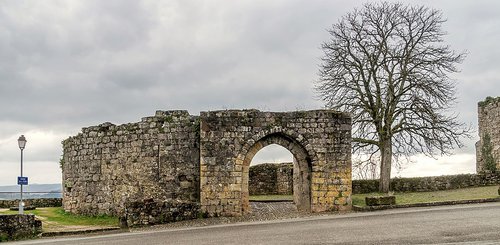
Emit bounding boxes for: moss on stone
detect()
[59,158,64,169]
[482,133,497,172]
[478,96,500,107]
[163,115,174,123]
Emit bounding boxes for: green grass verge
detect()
[0,207,118,232]
[352,185,500,207]
[249,195,293,201]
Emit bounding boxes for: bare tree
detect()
[316,2,470,193]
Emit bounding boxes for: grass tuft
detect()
[352,185,500,206]
[0,207,118,232]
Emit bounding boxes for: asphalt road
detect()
[12,202,500,245]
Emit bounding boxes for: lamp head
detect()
[18,135,27,150]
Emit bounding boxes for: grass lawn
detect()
[249,195,293,201]
[0,207,119,232]
[352,185,500,207]
[250,186,499,206]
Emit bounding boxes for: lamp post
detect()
[18,135,27,214]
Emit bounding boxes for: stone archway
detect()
[199,109,352,217]
[240,133,311,213]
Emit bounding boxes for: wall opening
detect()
[249,144,294,198]
[241,133,312,213]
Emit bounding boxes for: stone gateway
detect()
[62,109,352,225]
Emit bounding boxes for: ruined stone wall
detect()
[62,109,352,222]
[200,110,352,216]
[249,163,293,196]
[476,97,500,173]
[124,199,199,227]
[62,110,200,216]
[249,163,278,195]
[276,162,293,195]
[0,214,42,241]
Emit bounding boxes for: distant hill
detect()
[0,184,62,200]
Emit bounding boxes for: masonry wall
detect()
[0,215,42,241]
[62,110,200,216]
[277,163,293,195]
[476,97,500,173]
[62,109,352,222]
[352,173,500,194]
[124,199,199,227]
[249,163,293,195]
[0,198,62,209]
[249,169,500,195]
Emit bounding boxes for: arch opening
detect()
[240,133,312,213]
[249,144,294,202]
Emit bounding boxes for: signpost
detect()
[17,177,28,186]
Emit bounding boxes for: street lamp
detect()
[18,135,27,214]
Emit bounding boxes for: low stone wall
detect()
[249,163,293,195]
[249,164,278,195]
[251,165,500,195]
[123,199,199,227]
[0,198,62,209]
[353,173,500,194]
[0,214,42,241]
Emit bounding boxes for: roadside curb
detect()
[41,227,124,237]
[353,197,500,211]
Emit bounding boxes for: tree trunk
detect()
[379,138,392,193]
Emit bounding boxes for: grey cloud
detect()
[0,0,499,184]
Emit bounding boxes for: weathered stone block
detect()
[0,214,42,241]
[365,196,396,206]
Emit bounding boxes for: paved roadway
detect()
[12,202,500,245]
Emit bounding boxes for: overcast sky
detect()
[1,0,499,186]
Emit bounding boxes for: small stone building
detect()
[476,97,500,173]
[62,109,352,224]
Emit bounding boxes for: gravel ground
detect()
[130,202,340,232]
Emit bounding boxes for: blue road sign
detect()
[18,176,28,185]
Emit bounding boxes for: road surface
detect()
[12,202,500,245]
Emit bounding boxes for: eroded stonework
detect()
[62,110,200,216]
[476,97,500,173]
[62,109,352,223]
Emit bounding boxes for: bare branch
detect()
[315,2,470,192]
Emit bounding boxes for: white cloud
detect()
[0,161,61,186]
[396,154,476,178]
[251,144,293,165]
